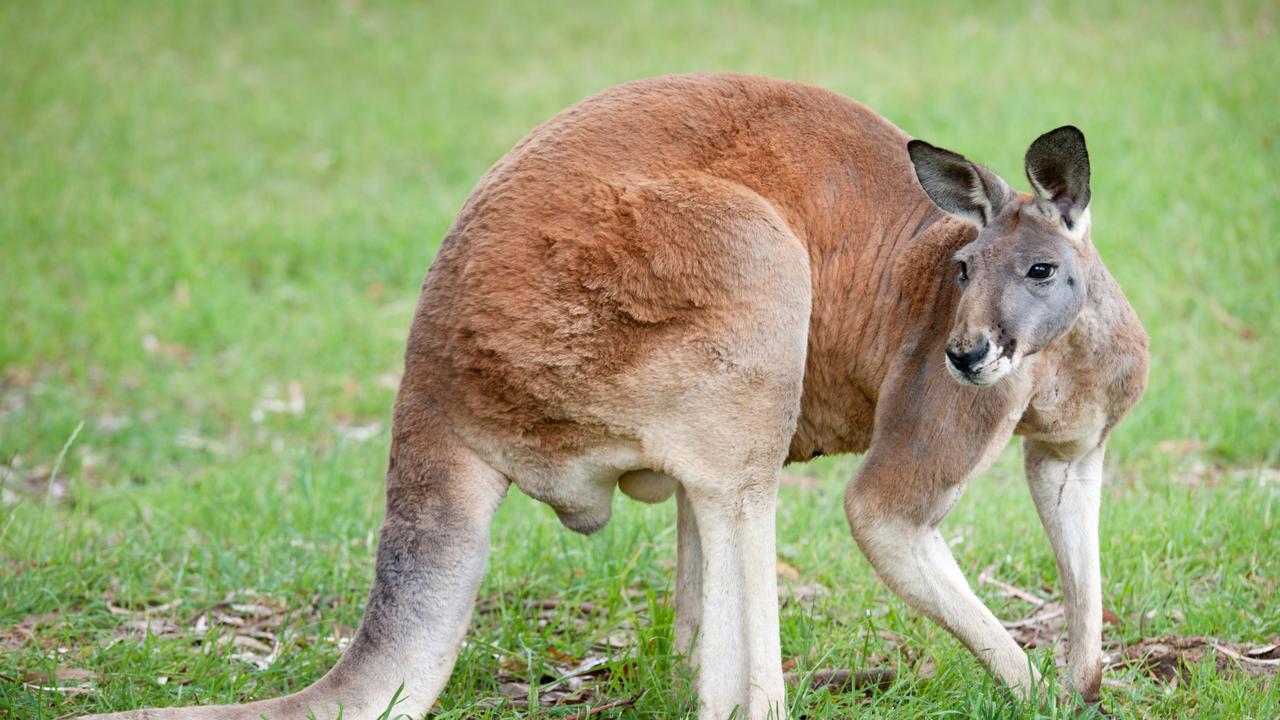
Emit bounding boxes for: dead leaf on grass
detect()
[107,597,183,617]
[591,632,632,652]
[1003,602,1066,650]
[0,461,74,503]
[102,592,297,670]
[497,680,530,699]
[11,679,96,695]
[107,595,186,639]
[570,693,642,717]
[487,652,614,710]
[21,667,96,684]
[231,634,273,653]
[1,666,97,695]
[123,618,182,636]
[1247,642,1280,658]
[1,611,65,649]
[785,667,897,694]
[1110,635,1280,681]
[475,598,641,711]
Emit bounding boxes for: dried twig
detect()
[476,598,605,616]
[786,667,896,693]
[978,565,1048,606]
[572,692,644,718]
[1213,642,1280,667]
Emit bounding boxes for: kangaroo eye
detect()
[957,261,969,282]
[1027,263,1057,280]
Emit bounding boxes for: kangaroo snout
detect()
[944,331,1015,386]
[945,339,990,375]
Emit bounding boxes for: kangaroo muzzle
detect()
[945,331,1015,386]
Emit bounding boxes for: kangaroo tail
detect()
[82,413,508,720]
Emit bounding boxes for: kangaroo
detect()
[81,73,1147,720]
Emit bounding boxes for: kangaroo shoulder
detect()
[1018,267,1148,447]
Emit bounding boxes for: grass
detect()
[1,0,1277,718]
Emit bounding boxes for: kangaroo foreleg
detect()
[1024,439,1105,704]
[845,456,1037,698]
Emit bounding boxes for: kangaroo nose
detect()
[946,340,990,374]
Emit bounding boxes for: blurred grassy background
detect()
[1,1,1277,718]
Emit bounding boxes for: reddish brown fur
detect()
[403,72,1145,477]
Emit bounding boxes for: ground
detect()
[1,1,1278,718]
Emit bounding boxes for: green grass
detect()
[2,1,1277,718]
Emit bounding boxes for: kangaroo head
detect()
[908,126,1093,386]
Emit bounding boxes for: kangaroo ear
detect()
[907,139,1008,228]
[1025,125,1091,229]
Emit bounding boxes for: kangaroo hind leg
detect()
[82,415,508,720]
[671,451,786,720]
[602,171,809,719]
